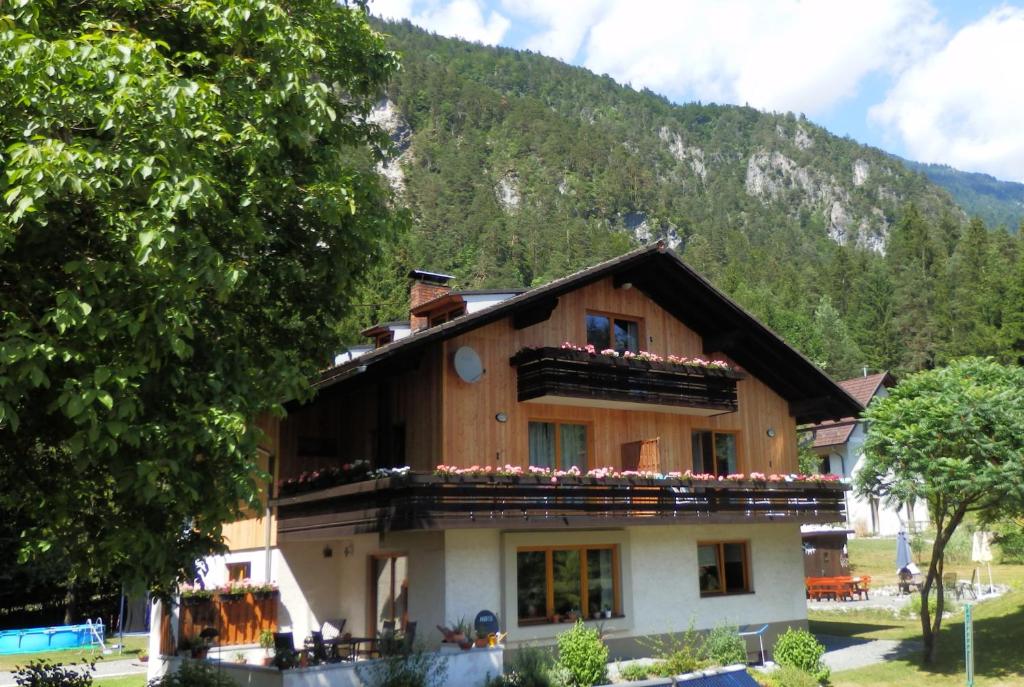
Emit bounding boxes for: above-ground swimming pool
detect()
[0,621,104,654]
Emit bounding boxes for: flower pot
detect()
[191,647,209,659]
[458,639,473,650]
[603,610,612,619]
[262,657,273,667]
[474,638,488,648]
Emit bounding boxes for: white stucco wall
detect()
[444,529,503,628]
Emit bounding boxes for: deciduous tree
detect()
[0,0,397,593]
[856,358,1024,663]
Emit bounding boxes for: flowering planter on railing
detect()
[510,346,744,415]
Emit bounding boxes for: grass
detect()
[94,677,146,687]
[0,634,148,671]
[809,537,1024,686]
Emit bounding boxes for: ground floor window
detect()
[698,541,751,596]
[516,545,620,624]
[225,562,251,582]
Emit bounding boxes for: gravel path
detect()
[0,656,148,687]
[818,634,923,672]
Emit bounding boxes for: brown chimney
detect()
[408,269,454,331]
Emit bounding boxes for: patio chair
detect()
[272,632,298,669]
[956,569,978,600]
[306,630,330,663]
[321,618,346,641]
[403,621,417,652]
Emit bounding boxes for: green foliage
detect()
[555,621,608,687]
[858,358,1024,660]
[0,0,397,592]
[702,625,747,666]
[755,664,822,687]
[903,590,958,620]
[145,661,234,687]
[14,660,94,687]
[994,520,1024,563]
[772,628,828,685]
[616,662,653,681]
[903,159,1024,232]
[504,646,555,687]
[355,647,448,687]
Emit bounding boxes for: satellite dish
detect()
[453,346,484,383]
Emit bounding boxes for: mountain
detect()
[901,160,1024,231]
[340,20,1023,377]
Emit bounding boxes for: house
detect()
[148,242,860,676]
[808,372,929,536]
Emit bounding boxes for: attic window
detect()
[586,312,640,353]
[429,307,465,327]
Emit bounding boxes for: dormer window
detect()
[375,332,394,348]
[586,312,640,353]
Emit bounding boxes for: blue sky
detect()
[371,0,1024,183]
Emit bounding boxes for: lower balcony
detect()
[272,471,848,541]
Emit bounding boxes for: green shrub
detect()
[15,660,94,687]
[617,662,652,681]
[702,625,747,666]
[943,526,974,564]
[902,589,958,619]
[772,628,828,685]
[642,623,708,675]
[555,621,608,687]
[355,648,448,687]
[756,664,821,687]
[504,646,555,687]
[146,661,235,687]
[994,522,1024,563]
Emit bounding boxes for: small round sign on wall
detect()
[474,610,500,636]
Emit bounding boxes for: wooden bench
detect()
[806,576,859,601]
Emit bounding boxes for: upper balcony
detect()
[509,346,745,416]
[271,469,848,542]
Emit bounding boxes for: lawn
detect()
[94,677,146,687]
[810,537,1024,686]
[0,634,148,672]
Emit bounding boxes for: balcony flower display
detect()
[556,342,732,371]
[432,464,840,485]
[277,460,370,497]
[179,583,216,604]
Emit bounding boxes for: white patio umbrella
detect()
[896,530,913,573]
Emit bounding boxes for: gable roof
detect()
[313,242,862,424]
[811,372,894,448]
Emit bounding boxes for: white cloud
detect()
[370,0,510,45]
[870,6,1024,182]
[501,0,611,62]
[578,0,944,116]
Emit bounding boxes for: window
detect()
[529,421,588,469]
[375,332,393,348]
[586,313,640,353]
[429,307,465,327]
[698,542,750,596]
[516,546,620,624]
[226,562,251,582]
[691,430,738,476]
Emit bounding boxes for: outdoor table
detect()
[738,623,768,664]
[337,636,377,660]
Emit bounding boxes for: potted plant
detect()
[259,629,275,667]
[252,582,279,600]
[449,618,473,650]
[139,651,149,664]
[234,652,247,664]
[473,630,489,648]
[178,635,210,660]
[603,605,612,619]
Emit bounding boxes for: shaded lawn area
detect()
[0,634,148,672]
[94,676,146,687]
[811,538,1024,686]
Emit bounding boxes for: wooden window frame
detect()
[527,419,593,470]
[691,429,743,476]
[585,310,644,353]
[375,332,394,348]
[225,562,251,582]
[515,544,622,625]
[697,541,752,597]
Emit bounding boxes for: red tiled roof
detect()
[811,372,894,448]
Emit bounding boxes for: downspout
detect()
[261,450,275,582]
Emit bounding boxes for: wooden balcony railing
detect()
[176,593,278,649]
[272,473,848,541]
[510,347,744,415]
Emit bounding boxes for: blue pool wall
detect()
[0,622,103,654]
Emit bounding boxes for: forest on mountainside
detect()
[338,20,1024,380]
[903,159,1024,231]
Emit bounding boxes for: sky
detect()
[369,0,1024,184]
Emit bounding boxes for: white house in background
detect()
[809,372,929,536]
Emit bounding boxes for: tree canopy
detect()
[857,357,1024,662]
[0,0,398,593]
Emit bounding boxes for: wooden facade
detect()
[441,279,798,476]
[226,269,845,550]
[178,594,279,648]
